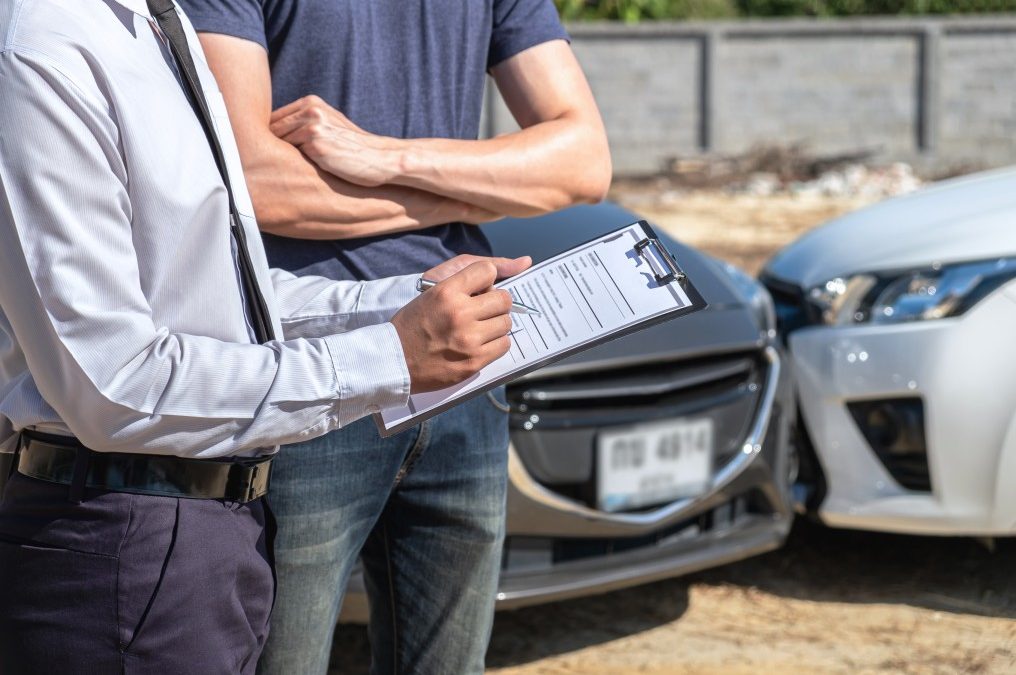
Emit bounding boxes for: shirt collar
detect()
[110,0,154,18]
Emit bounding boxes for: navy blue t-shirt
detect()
[179,0,568,281]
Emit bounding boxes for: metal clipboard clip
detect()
[634,237,685,285]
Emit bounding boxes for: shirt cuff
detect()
[352,274,419,328]
[324,322,411,426]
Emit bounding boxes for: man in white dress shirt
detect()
[0,0,527,672]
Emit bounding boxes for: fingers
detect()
[269,96,356,140]
[276,123,318,147]
[472,313,514,346]
[270,111,334,145]
[429,254,485,281]
[476,335,513,366]
[270,95,317,122]
[470,288,514,320]
[269,95,337,123]
[443,261,498,295]
[491,256,532,280]
[268,110,308,141]
[269,95,327,139]
[424,255,531,285]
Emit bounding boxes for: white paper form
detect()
[375,221,703,436]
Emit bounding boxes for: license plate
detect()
[597,417,714,513]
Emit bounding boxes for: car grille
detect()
[506,351,766,513]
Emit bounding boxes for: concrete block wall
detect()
[482,16,1016,176]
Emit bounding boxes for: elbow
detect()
[520,125,613,215]
[521,161,612,217]
[581,131,613,204]
[559,128,612,208]
[57,380,170,454]
[558,150,612,210]
[574,152,612,205]
[60,393,146,454]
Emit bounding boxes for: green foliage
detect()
[735,0,1016,15]
[556,0,737,21]
[555,0,1016,19]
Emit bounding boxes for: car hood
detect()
[482,203,763,371]
[764,166,1016,289]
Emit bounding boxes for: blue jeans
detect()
[257,389,509,675]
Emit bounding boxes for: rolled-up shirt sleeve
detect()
[0,51,409,458]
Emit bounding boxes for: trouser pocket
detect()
[117,495,181,653]
[0,538,121,673]
[119,497,275,675]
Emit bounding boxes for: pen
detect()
[416,277,542,316]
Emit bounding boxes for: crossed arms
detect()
[198,35,612,239]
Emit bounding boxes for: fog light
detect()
[847,398,930,492]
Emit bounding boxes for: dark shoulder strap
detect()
[146,0,276,344]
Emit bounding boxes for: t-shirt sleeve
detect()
[176,0,268,50]
[489,0,570,70]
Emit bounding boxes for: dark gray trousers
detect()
[0,472,276,674]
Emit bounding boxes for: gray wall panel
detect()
[480,16,1016,176]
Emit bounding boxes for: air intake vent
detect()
[847,398,930,492]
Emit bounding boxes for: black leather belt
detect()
[14,432,273,504]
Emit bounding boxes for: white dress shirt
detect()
[0,0,416,458]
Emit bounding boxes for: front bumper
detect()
[340,346,794,622]
[772,278,1016,536]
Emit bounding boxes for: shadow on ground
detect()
[328,584,689,672]
[329,519,1016,672]
[486,579,689,668]
[694,518,1016,620]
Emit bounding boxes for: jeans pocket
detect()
[117,498,181,653]
[485,386,511,414]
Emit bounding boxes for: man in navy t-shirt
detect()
[178,1,611,672]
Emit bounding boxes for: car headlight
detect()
[722,262,777,341]
[808,257,1016,326]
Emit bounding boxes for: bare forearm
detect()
[287,114,611,219]
[388,117,611,217]
[245,136,498,239]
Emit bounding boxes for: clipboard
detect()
[374,220,707,437]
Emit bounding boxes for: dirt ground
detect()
[329,522,1016,675]
[481,521,1016,675]
[328,190,1016,675]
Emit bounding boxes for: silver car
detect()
[341,202,795,620]
[763,167,1016,536]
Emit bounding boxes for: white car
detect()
[761,166,1016,536]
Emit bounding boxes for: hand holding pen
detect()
[390,255,536,393]
[415,254,540,316]
[416,277,541,316]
